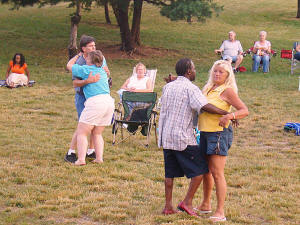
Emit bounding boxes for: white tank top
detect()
[127,76,149,90]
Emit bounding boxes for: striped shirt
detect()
[158,76,208,151]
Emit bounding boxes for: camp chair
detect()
[246,42,277,72]
[216,40,247,72]
[112,91,158,147]
[281,42,300,74]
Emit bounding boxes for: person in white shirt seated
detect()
[120,62,152,94]
[215,31,244,73]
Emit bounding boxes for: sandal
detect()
[193,208,212,214]
[209,216,227,222]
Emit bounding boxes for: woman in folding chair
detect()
[119,62,152,96]
[67,50,114,166]
[252,31,272,73]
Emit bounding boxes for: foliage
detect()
[160,0,223,22]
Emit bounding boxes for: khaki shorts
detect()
[7,73,28,87]
[79,94,115,126]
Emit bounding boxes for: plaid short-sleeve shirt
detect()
[158,76,208,151]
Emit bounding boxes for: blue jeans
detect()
[294,52,300,61]
[252,55,270,73]
[75,92,86,120]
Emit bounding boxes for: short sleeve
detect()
[72,64,85,79]
[238,41,243,52]
[23,63,27,69]
[9,61,13,67]
[102,56,107,67]
[189,86,208,114]
[220,41,225,51]
[267,41,271,48]
[254,41,259,48]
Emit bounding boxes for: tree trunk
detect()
[131,0,143,46]
[111,2,121,26]
[297,0,300,18]
[117,0,135,52]
[104,0,111,24]
[68,0,81,59]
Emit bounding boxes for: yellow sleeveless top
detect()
[198,84,232,132]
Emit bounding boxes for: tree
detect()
[297,0,300,18]
[1,0,93,59]
[160,0,223,22]
[110,0,222,53]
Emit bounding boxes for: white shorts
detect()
[7,73,28,87]
[79,94,115,126]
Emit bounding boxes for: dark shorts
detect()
[200,125,233,156]
[163,145,209,179]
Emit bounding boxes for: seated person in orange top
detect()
[5,53,30,88]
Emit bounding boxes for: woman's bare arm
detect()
[219,88,249,127]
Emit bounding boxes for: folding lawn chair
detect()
[246,42,277,72]
[112,91,158,147]
[281,42,300,74]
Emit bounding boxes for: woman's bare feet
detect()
[92,159,103,164]
[74,160,86,166]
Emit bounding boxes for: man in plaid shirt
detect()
[159,58,229,216]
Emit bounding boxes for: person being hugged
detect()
[6,53,30,88]
[196,60,249,222]
[67,50,114,166]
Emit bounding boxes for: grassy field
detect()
[0,0,299,224]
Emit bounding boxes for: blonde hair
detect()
[88,50,103,67]
[135,62,147,75]
[202,60,238,94]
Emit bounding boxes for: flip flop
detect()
[177,201,198,217]
[162,209,178,215]
[193,208,212,214]
[209,216,227,222]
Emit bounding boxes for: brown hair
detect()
[88,50,103,67]
[79,35,96,52]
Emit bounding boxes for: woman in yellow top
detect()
[5,53,30,88]
[196,60,249,222]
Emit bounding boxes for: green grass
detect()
[0,1,299,224]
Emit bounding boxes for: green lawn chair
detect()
[112,91,158,147]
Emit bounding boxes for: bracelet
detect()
[232,112,236,120]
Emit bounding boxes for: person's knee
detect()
[211,170,224,181]
[238,55,243,61]
[254,56,260,62]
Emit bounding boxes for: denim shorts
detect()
[200,126,233,156]
[163,145,209,179]
[75,92,86,120]
[222,55,237,63]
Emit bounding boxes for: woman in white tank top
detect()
[120,62,152,92]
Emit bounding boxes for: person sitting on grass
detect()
[196,60,249,223]
[5,53,30,88]
[67,50,114,166]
